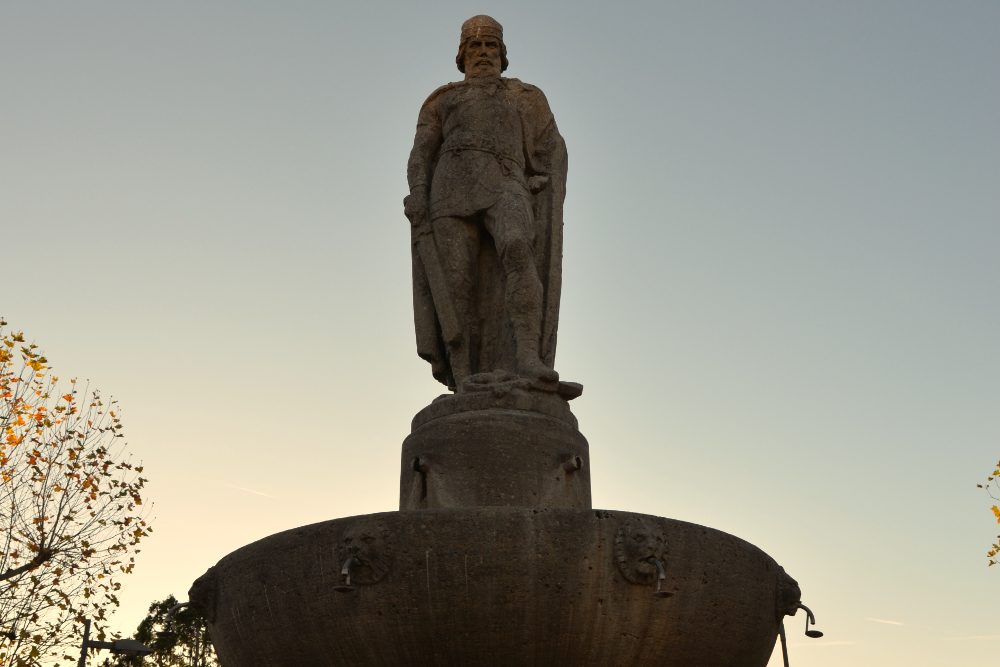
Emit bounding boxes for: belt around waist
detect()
[440,146,525,170]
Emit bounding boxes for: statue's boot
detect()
[519,352,559,384]
[502,252,558,384]
[512,313,558,384]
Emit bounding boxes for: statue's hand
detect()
[403,188,429,223]
[528,175,549,194]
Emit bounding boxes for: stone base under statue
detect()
[191,508,794,667]
[400,389,590,510]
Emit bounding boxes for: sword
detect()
[406,207,462,346]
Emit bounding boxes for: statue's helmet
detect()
[456,15,509,73]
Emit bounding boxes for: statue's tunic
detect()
[408,77,559,219]
[407,77,568,387]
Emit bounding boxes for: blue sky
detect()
[1,2,998,664]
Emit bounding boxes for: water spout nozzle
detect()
[561,455,583,472]
[334,556,357,593]
[797,603,823,638]
[647,557,672,598]
[163,602,194,638]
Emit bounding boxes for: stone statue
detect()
[404,15,568,393]
[192,17,815,666]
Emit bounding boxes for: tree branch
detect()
[0,549,52,582]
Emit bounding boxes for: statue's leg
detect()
[485,195,559,383]
[431,216,479,388]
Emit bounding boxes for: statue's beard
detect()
[470,60,497,74]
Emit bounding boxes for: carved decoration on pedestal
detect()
[775,567,802,620]
[337,521,393,585]
[614,517,668,585]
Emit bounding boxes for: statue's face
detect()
[464,36,502,78]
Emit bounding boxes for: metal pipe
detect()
[647,557,672,598]
[796,603,816,626]
[779,621,789,667]
[164,602,195,636]
[334,556,358,592]
[797,603,823,638]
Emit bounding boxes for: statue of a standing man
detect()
[405,15,569,393]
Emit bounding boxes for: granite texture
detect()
[191,508,799,667]
[401,408,590,511]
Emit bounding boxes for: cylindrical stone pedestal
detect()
[399,390,591,510]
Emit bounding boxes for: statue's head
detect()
[456,15,508,78]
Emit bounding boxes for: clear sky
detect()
[1,2,998,665]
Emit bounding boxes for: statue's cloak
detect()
[409,78,567,388]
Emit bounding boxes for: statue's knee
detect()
[500,237,534,271]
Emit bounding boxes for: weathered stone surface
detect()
[401,404,590,510]
[413,385,578,431]
[405,15,568,392]
[191,508,799,667]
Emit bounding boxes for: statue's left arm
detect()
[521,86,567,188]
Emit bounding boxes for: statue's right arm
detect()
[404,93,444,222]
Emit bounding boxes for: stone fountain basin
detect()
[195,507,791,667]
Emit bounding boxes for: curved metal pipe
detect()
[334,556,358,593]
[646,557,672,598]
[796,603,823,638]
[157,602,195,639]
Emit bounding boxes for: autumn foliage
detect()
[0,320,151,665]
[976,461,1000,567]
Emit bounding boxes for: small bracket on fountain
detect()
[646,557,672,598]
[334,556,357,593]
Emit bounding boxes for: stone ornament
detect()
[187,565,218,623]
[775,568,802,620]
[615,517,668,585]
[337,521,393,585]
